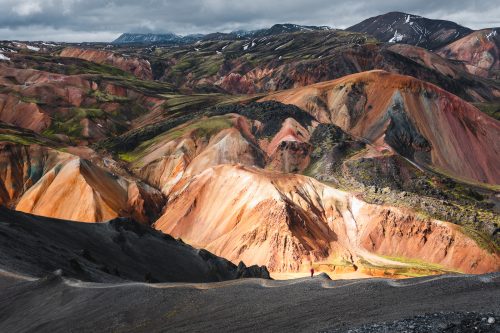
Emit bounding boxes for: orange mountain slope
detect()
[0,142,164,223]
[154,164,499,274]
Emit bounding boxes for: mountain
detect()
[347,11,473,49]
[155,164,498,274]
[262,70,500,185]
[103,98,500,274]
[438,28,500,79]
[0,206,270,282]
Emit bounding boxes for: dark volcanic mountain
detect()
[0,206,269,282]
[347,11,473,50]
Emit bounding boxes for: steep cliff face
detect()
[438,28,500,79]
[60,47,153,80]
[262,70,500,185]
[0,142,164,223]
[154,164,499,274]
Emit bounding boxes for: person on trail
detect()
[310,267,314,278]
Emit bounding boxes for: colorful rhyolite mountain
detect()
[0,15,499,278]
[154,164,498,274]
[262,70,500,185]
[438,28,499,78]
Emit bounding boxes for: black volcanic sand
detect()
[0,207,269,283]
[0,272,498,332]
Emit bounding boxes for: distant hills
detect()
[113,12,480,51]
[113,32,203,44]
[113,24,332,44]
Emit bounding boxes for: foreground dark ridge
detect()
[0,207,269,283]
[0,272,498,332]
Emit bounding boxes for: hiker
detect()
[310,267,314,278]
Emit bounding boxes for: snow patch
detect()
[405,15,411,23]
[243,44,249,50]
[388,30,405,43]
[486,29,497,40]
[27,45,40,52]
[0,53,10,61]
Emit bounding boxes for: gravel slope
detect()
[0,272,498,332]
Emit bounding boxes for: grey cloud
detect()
[0,0,499,42]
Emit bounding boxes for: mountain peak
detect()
[347,11,472,49]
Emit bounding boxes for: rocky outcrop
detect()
[154,164,499,274]
[262,70,500,185]
[60,47,153,80]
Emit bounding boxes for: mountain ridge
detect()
[112,23,333,44]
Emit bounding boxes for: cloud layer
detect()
[1,0,499,42]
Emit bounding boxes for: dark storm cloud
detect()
[0,0,499,42]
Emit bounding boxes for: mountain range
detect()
[112,12,475,49]
[0,11,499,331]
[113,24,333,44]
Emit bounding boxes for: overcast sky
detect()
[1,0,499,42]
